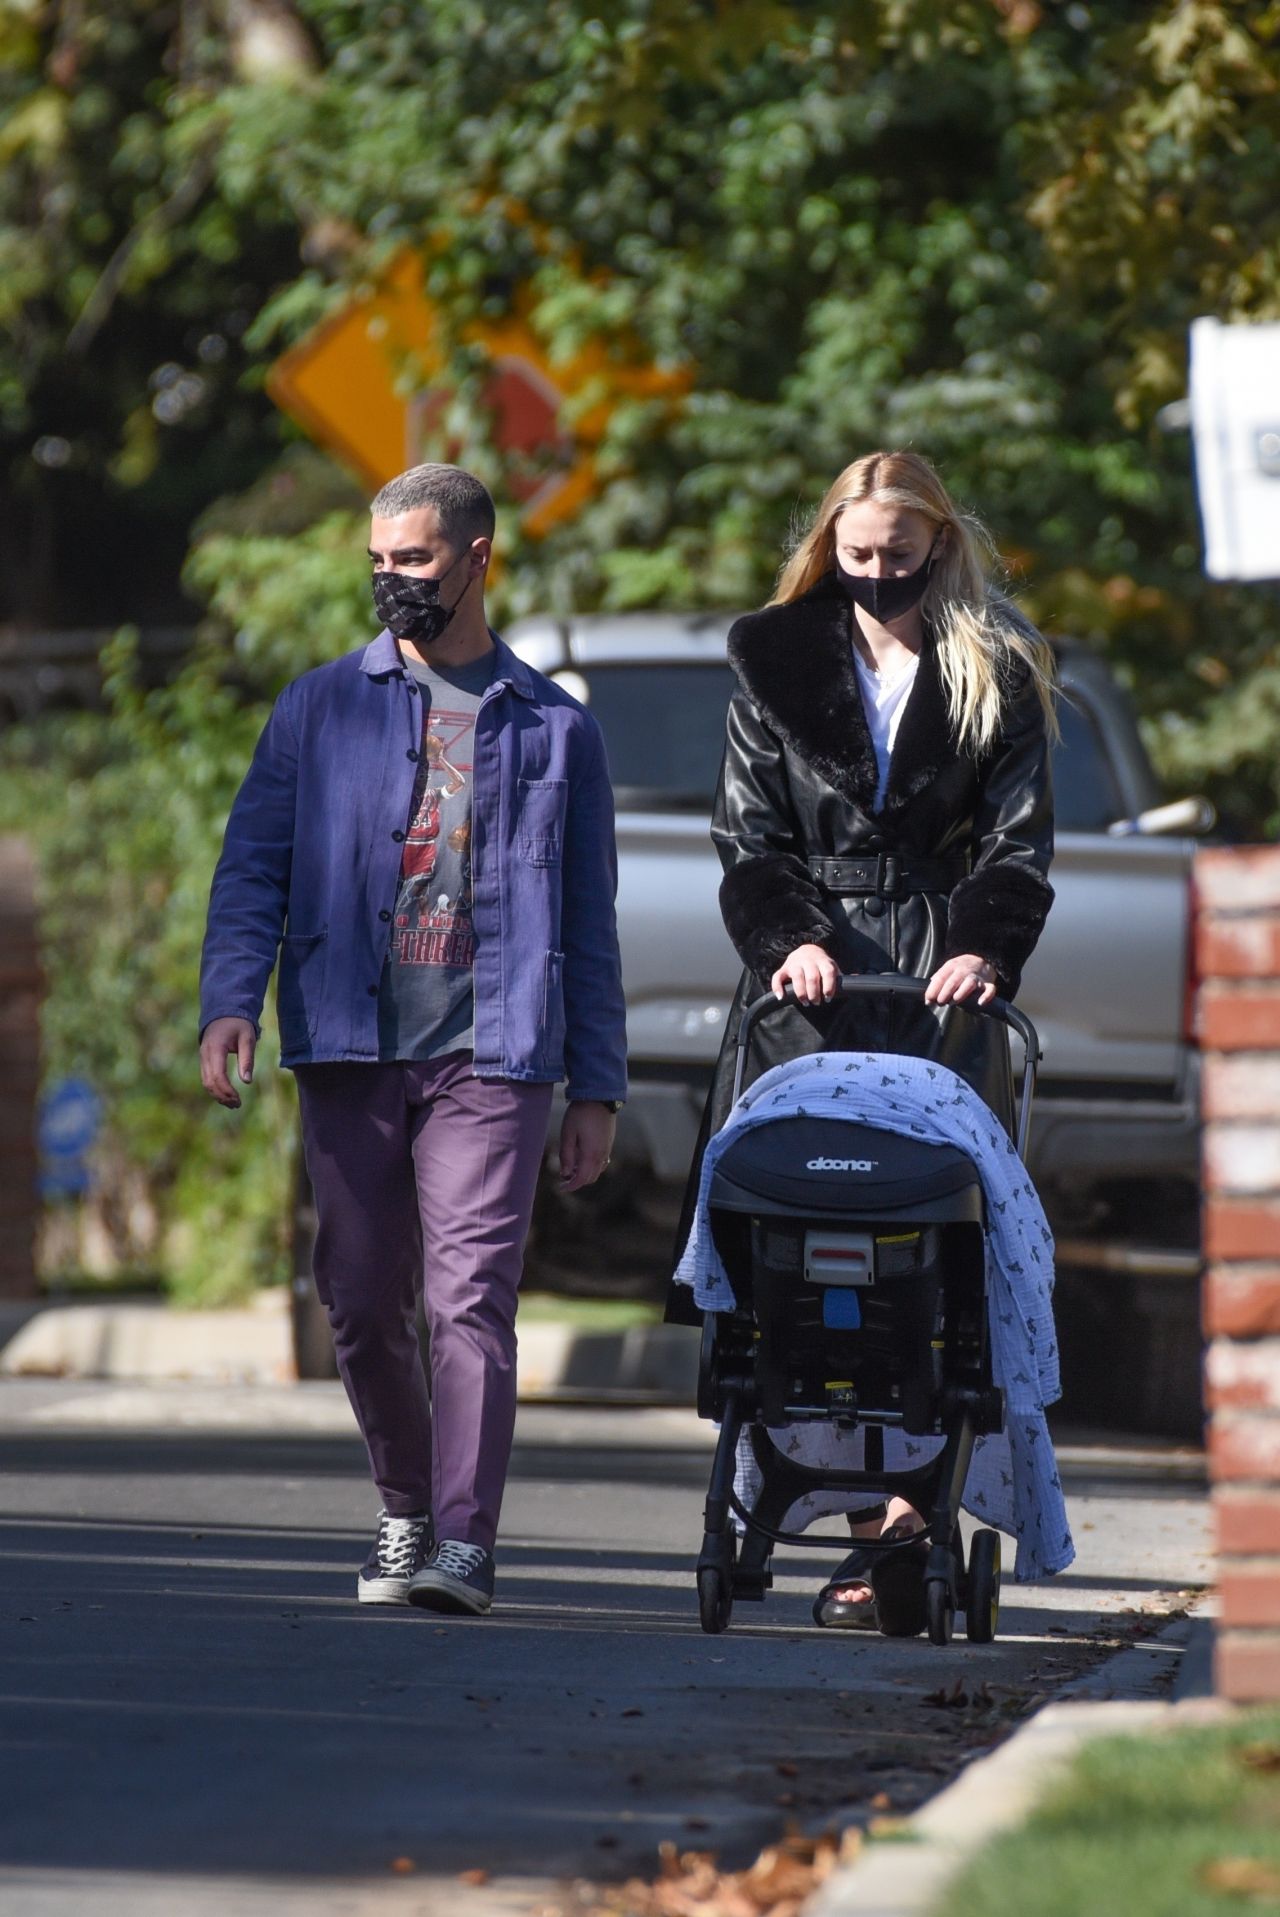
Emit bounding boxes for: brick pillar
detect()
[0,836,41,1299]
[1199,847,1280,1703]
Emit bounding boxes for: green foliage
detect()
[6,0,1280,1294]
[186,509,370,689]
[0,633,295,1303]
[188,0,1280,827]
[943,1709,1280,1917]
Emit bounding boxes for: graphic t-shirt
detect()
[377,649,496,1062]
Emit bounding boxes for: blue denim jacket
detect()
[199,631,627,1102]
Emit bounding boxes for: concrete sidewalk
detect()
[0,1377,1214,1917]
[0,1350,1216,1917]
[0,1291,702,1402]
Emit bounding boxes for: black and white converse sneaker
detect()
[357,1510,433,1605]
[408,1539,495,1615]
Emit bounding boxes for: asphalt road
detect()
[0,1384,1211,1916]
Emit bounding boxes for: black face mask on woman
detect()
[371,549,472,646]
[835,538,938,624]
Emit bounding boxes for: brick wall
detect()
[1199,847,1280,1703]
[0,836,41,1299]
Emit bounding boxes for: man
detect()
[199,463,626,1616]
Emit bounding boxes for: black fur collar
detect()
[726,574,958,817]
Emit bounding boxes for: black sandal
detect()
[870,1524,929,1638]
[812,1547,880,1630]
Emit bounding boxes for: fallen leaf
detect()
[1238,1743,1280,1773]
[1201,1856,1280,1898]
[870,1791,892,1811]
[457,1866,490,1887]
[596,1829,860,1917]
[867,1817,917,1842]
[775,1761,798,1778]
[923,1679,969,1709]
[389,1856,415,1874]
[744,1843,819,1902]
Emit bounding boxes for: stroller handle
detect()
[732,974,1042,1160]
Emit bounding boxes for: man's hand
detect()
[770,942,839,1005]
[558,1101,617,1192]
[199,1016,258,1109]
[925,954,998,1007]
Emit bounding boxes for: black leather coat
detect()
[667,572,1054,1322]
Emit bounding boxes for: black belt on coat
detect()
[806,852,970,899]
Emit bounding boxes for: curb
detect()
[0,1298,294,1386]
[0,1298,701,1403]
[808,1604,1222,1917]
[517,1320,699,1401]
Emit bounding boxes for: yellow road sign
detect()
[267,250,688,536]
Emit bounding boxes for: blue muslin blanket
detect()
[673,1051,1074,1581]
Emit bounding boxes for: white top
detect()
[853,648,919,808]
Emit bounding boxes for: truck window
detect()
[1053,697,1125,832]
[557,664,734,808]
[562,661,1126,831]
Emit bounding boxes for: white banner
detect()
[1190,315,1280,581]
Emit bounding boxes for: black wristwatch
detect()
[576,1098,623,1114]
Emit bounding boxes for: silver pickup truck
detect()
[507,611,1213,1436]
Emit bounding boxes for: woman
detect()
[677,448,1057,1631]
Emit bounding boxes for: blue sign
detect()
[38,1078,101,1197]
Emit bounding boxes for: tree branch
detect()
[65,149,218,356]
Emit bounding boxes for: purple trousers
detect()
[295,1054,553,1548]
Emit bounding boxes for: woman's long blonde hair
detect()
[771,450,1057,754]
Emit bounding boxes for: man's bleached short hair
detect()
[369,464,496,550]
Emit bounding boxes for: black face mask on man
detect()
[371,548,472,646]
[835,537,939,624]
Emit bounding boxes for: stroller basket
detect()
[693,974,1041,1646]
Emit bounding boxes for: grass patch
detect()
[517,1293,662,1330]
[942,1710,1280,1917]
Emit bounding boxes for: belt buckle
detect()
[874,852,902,899]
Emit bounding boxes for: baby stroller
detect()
[693,974,1041,1646]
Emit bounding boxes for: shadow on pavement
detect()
[0,1431,712,1490]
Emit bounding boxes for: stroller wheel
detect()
[872,1534,928,1639]
[965,1529,1001,1644]
[697,1565,733,1635]
[925,1578,954,1646]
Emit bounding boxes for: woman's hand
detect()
[925,954,998,1006]
[770,943,839,1005]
